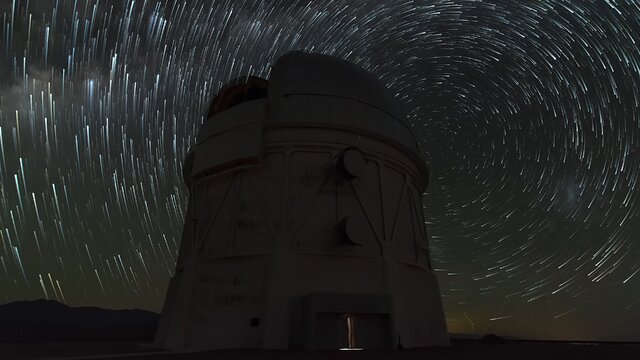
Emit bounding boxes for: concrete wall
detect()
[156,52,448,351]
[157,124,449,350]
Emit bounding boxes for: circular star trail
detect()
[0,0,639,341]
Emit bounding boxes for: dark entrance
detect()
[315,313,390,350]
[295,293,393,350]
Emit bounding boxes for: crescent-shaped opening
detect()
[208,76,269,117]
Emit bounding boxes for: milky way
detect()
[0,0,639,341]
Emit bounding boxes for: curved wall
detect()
[155,52,448,350]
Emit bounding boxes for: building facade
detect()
[155,51,449,350]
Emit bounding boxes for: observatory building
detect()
[156,52,449,350]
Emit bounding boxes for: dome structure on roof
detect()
[265,51,420,156]
[268,51,405,119]
[156,51,448,351]
[194,51,425,185]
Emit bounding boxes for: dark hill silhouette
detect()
[0,300,159,342]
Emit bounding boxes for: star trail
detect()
[0,0,639,341]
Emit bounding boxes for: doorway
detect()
[315,313,390,350]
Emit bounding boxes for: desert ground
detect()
[2,340,639,360]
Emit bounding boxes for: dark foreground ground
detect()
[2,340,639,360]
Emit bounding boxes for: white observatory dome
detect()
[156,51,448,351]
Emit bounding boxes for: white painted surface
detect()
[156,52,449,350]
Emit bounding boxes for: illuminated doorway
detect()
[315,313,390,350]
[339,315,363,350]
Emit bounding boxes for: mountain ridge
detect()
[0,299,159,342]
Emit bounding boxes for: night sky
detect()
[1,0,639,342]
